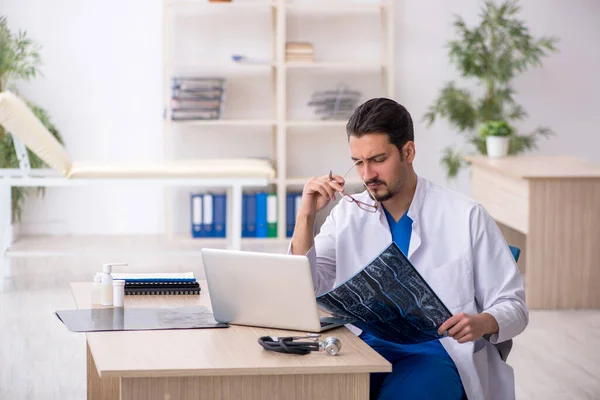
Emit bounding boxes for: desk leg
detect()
[226,184,243,251]
[87,343,120,400]
[0,185,12,288]
[120,373,370,400]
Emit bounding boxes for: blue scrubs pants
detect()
[361,332,467,400]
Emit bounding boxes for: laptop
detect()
[200,248,351,332]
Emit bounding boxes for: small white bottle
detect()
[100,263,128,306]
[91,273,102,305]
[113,280,125,307]
[100,264,114,306]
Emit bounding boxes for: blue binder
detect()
[286,192,296,237]
[255,192,268,238]
[191,193,203,238]
[212,193,227,238]
[203,194,214,237]
[245,192,257,237]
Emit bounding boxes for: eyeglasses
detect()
[329,162,379,213]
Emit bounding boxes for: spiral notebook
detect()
[111,272,201,295]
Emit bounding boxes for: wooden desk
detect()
[465,155,600,309]
[70,282,391,400]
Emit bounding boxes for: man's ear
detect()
[403,141,416,163]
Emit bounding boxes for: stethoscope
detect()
[258,333,342,356]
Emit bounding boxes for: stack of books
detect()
[170,77,226,121]
[111,272,201,295]
[285,42,315,63]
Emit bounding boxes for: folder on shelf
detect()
[191,193,203,238]
[267,193,277,238]
[203,193,214,237]
[245,192,257,237]
[286,191,300,238]
[212,193,227,238]
[255,192,268,238]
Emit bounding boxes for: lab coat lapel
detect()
[408,223,421,259]
[407,176,426,259]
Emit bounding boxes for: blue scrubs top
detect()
[359,207,466,400]
[382,207,449,360]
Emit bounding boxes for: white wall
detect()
[2,0,599,235]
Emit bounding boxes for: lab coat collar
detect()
[374,174,426,259]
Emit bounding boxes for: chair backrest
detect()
[0,91,72,176]
[508,245,521,262]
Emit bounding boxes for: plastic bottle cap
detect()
[103,264,112,273]
[113,280,126,286]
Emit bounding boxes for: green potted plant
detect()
[423,0,559,178]
[479,120,514,157]
[0,15,64,223]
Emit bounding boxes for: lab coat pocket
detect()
[429,256,474,310]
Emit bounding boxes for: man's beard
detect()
[364,180,393,202]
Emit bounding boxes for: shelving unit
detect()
[162,0,394,242]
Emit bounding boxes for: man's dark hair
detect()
[346,98,414,152]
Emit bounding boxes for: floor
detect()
[0,235,599,400]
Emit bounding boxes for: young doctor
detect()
[291,98,528,400]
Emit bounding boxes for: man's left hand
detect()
[437,312,499,344]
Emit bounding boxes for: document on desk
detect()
[316,242,452,344]
[55,305,228,332]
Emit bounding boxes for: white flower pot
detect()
[486,136,510,158]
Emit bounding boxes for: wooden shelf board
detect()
[170,119,276,126]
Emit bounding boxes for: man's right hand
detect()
[297,173,345,218]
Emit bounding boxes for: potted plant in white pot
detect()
[422,0,559,179]
[479,120,514,158]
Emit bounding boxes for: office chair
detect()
[491,245,521,362]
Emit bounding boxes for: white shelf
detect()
[7,234,288,257]
[285,2,388,15]
[171,62,276,74]
[287,120,347,127]
[166,0,276,9]
[170,119,276,126]
[163,0,394,240]
[285,62,384,71]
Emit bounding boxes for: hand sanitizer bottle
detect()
[100,263,128,306]
[100,264,114,306]
[91,273,102,305]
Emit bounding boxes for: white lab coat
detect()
[299,175,528,400]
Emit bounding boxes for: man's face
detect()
[348,133,414,202]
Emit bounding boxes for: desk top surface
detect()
[464,155,600,179]
[71,282,390,378]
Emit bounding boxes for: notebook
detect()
[110,272,201,295]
